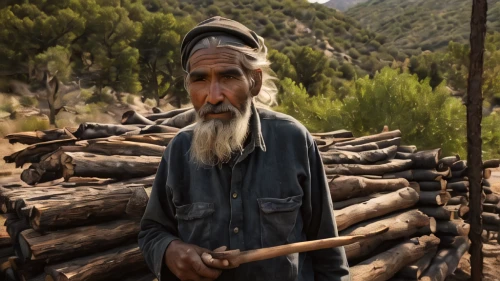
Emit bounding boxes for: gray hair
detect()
[184,36,278,107]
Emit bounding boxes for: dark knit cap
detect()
[180,16,260,71]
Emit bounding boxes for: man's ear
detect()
[250,69,263,97]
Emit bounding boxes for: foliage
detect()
[19,116,50,132]
[275,67,469,157]
[19,96,37,107]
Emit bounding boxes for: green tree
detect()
[76,4,142,97]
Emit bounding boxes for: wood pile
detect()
[0,108,498,281]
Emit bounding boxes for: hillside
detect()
[346,0,500,53]
[158,0,405,73]
[324,0,369,11]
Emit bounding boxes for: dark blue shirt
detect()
[138,104,350,281]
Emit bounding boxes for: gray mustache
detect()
[198,103,239,118]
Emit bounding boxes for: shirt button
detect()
[232,192,238,199]
[233,227,239,234]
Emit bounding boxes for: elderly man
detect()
[138,16,350,281]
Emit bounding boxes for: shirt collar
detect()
[249,102,266,152]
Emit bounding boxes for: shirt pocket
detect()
[175,202,214,249]
[257,195,303,247]
[256,195,302,281]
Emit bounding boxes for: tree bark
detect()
[350,235,440,281]
[3,139,77,168]
[334,130,401,147]
[418,191,451,206]
[321,145,397,165]
[45,244,147,281]
[466,1,487,276]
[435,220,470,236]
[19,220,140,261]
[29,186,147,231]
[418,180,447,191]
[395,149,441,169]
[112,133,177,147]
[60,152,161,181]
[341,210,434,260]
[329,176,409,202]
[325,159,412,176]
[419,236,470,281]
[145,107,194,121]
[334,187,419,231]
[395,249,438,280]
[447,181,469,193]
[383,168,450,181]
[121,111,155,125]
[330,137,401,152]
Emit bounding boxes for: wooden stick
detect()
[208,227,388,268]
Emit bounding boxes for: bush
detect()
[19,96,38,107]
[348,48,361,59]
[340,63,356,80]
[20,117,50,132]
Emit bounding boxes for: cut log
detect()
[334,130,401,147]
[45,244,147,281]
[397,145,417,153]
[482,212,500,226]
[334,187,420,231]
[145,107,193,120]
[418,191,451,206]
[72,123,141,140]
[448,196,468,205]
[451,167,467,178]
[450,160,467,171]
[4,128,76,145]
[438,155,460,167]
[435,220,470,236]
[419,207,454,221]
[110,133,177,147]
[341,210,434,260]
[310,130,354,139]
[395,149,441,169]
[332,193,385,210]
[350,235,440,281]
[419,236,469,281]
[383,168,450,181]
[321,145,397,165]
[483,159,500,169]
[447,181,469,193]
[121,111,155,125]
[331,137,401,152]
[485,194,500,204]
[19,219,140,261]
[483,203,500,214]
[3,139,77,168]
[483,186,492,194]
[483,168,492,179]
[418,180,447,191]
[317,138,355,151]
[29,186,146,231]
[329,176,409,202]
[60,152,161,180]
[325,159,413,176]
[159,108,196,128]
[396,249,438,280]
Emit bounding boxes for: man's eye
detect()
[223,75,235,79]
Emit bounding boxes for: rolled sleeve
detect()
[304,138,351,281]
[138,149,180,280]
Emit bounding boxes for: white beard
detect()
[190,100,252,166]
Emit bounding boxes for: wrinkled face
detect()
[187,47,260,121]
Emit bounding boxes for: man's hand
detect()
[165,240,227,281]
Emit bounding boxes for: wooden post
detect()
[467,0,487,280]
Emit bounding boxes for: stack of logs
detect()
[0,108,498,281]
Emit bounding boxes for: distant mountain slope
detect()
[324,0,370,11]
[158,0,406,74]
[346,0,500,53]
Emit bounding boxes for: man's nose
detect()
[207,79,224,104]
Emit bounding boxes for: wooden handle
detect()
[208,226,388,268]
